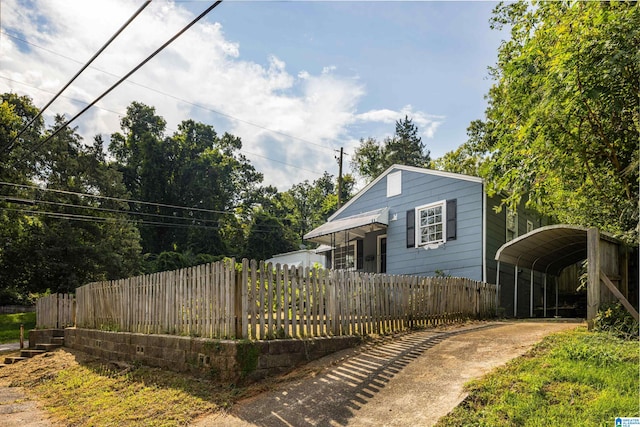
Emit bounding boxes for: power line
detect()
[0,196,223,225]
[0,182,295,232]
[3,1,152,154]
[1,204,291,234]
[0,75,325,176]
[0,207,223,231]
[0,31,337,156]
[27,0,224,157]
[0,181,233,215]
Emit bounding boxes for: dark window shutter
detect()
[406,209,415,248]
[356,240,363,270]
[446,199,457,241]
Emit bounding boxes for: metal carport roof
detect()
[495,224,620,276]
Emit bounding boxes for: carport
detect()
[495,225,637,325]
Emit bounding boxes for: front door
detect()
[377,235,387,273]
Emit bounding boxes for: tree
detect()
[243,211,295,261]
[109,103,264,256]
[477,1,639,241]
[0,96,143,301]
[433,120,490,176]
[351,116,431,181]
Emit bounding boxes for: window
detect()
[387,171,402,197]
[416,200,446,246]
[333,244,355,270]
[506,209,518,241]
[526,220,534,234]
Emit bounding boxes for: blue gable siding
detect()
[334,167,484,280]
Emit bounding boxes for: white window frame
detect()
[387,171,402,198]
[526,220,534,234]
[506,209,518,241]
[333,242,356,270]
[415,200,447,247]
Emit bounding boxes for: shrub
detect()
[593,303,639,340]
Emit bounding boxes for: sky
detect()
[0,0,508,191]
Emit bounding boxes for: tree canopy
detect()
[438,1,639,242]
[0,95,142,303]
[351,116,431,181]
[0,95,354,303]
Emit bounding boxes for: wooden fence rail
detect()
[70,259,496,340]
[36,293,75,328]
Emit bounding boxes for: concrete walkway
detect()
[193,320,581,427]
[0,342,21,353]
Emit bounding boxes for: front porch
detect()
[304,208,389,273]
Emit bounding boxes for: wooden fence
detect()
[74,259,496,340]
[36,293,75,328]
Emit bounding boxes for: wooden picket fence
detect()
[36,293,75,328]
[73,259,496,340]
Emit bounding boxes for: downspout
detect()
[482,185,487,282]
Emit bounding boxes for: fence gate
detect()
[36,293,75,329]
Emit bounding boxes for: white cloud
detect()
[321,65,337,75]
[0,0,444,190]
[356,105,445,139]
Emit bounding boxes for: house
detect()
[304,164,551,317]
[265,246,331,269]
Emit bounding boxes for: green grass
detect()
[435,328,640,427]
[0,312,36,343]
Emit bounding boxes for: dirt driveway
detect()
[193,320,581,427]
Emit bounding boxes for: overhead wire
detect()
[0,207,224,231]
[3,0,152,154]
[0,182,292,232]
[0,181,234,215]
[0,76,326,176]
[26,0,225,157]
[1,30,337,156]
[0,196,224,225]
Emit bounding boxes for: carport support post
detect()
[529,269,534,318]
[587,227,600,329]
[513,265,518,318]
[495,261,501,316]
[543,275,547,318]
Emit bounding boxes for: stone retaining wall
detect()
[31,328,361,383]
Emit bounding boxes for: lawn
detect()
[0,312,36,344]
[435,327,640,427]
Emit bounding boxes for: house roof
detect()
[494,224,621,276]
[329,164,483,221]
[304,207,389,245]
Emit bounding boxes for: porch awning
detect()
[494,224,620,276]
[304,207,389,245]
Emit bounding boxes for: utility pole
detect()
[337,147,344,209]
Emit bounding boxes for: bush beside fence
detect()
[74,259,496,340]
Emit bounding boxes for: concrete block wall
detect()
[55,328,360,383]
